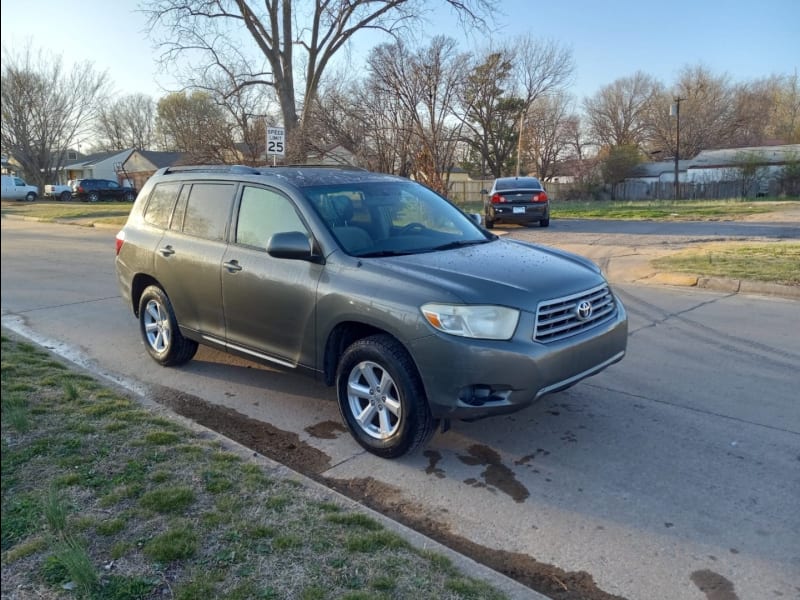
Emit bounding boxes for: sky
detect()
[1,0,798,105]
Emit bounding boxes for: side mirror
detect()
[467,213,482,226]
[267,231,321,262]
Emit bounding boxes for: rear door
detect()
[221,184,322,368]
[153,181,237,341]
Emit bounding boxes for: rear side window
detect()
[235,186,307,249]
[144,182,182,229]
[181,183,236,241]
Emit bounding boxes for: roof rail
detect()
[162,164,263,175]
[267,163,368,171]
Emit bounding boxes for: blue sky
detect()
[2,0,798,103]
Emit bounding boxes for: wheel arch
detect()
[130,273,163,318]
[322,322,415,387]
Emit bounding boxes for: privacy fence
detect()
[445,178,798,205]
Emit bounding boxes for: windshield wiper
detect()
[356,249,416,258]
[427,239,492,252]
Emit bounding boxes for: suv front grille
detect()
[534,285,617,343]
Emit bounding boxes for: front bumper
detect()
[408,300,627,419]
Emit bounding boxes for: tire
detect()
[25,192,37,202]
[336,334,437,458]
[123,191,135,202]
[88,191,100,203]
[138,285,198,367]
[484,214,495,229]
[59,191,71,202]
[539,218,550,227]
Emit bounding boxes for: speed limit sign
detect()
[266,127,285,157]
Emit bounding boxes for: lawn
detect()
[1,334,508,600]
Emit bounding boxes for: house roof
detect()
[131,150,187,170]
[63,148,134,169]
[688,144,800,169]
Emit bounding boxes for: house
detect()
[121,150,188,191]
[686,144,798,184]
[305,143,357,166]
[61,149,136,184]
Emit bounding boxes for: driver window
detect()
[236,186,307,249]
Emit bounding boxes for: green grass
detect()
[455,197,800,220]
[652,242,800,285]
[0,332,510,599]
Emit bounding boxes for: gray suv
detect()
[115,165,627,458]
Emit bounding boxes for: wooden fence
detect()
[445,177,797,205]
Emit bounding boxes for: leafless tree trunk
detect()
[1,43,109,187]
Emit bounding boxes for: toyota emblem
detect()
[576,300,593,321]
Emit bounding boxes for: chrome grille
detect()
[534,284,617,343]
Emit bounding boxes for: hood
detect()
[361,238,606,311]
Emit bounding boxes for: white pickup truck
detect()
[44,183,73,201]
[1,175,39,201]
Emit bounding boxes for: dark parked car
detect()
[484,176,550,228]
[115,165,627,457]
[73,178,137,202]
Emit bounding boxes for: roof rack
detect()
[266,164,368,171]
[162,164,263,175]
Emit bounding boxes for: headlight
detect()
[420,303,519,340]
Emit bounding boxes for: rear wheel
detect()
[484,214,495,229]
[336,334,437,458]
[59,191,71,202]
[539,218,550,227]
[123,190,135,202]
[138,285,198,366]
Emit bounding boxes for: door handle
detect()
[223,260,243,272]
[158,245,175,257]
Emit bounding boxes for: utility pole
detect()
[516,109,525,177]
[670,97,684,199]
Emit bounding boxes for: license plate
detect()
[513,206,526,214]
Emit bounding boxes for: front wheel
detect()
[88,191,100,203]
[336,335,437,458]
[25,192,37,202]
[138,285,198,366]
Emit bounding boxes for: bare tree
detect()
[768,70,800,143]
[142,0,496,162]
[583,71,663,150]
[1,42,109,187]
[366,36,469,193]
[648,65,741,160]
[95,93,157,151]
[523,91,578,180]
[155,91,236,162]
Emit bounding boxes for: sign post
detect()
[266,126,285,166]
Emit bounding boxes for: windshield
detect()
[303,180,491,256]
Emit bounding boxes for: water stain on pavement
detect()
[305,420,347,439]
[457,444,530,503]
[690,569,740,600]
[423,449,446,478]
